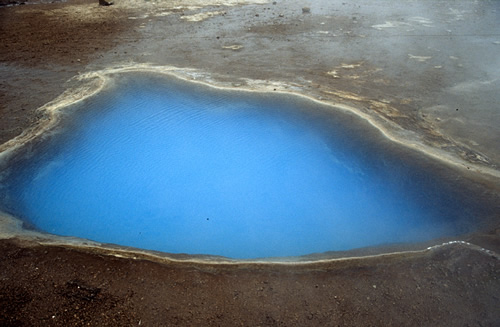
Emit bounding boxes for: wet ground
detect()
[0,0,499,325]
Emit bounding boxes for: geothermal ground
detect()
[0,0,499,325]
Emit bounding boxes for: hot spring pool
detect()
[0,74,484,259]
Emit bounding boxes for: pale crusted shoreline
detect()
[3,63,500,179]
[0,64,499,266]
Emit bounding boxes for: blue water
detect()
[0,75,478,259]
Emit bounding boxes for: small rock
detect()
[302,7,311,14]
[99,0,113,6]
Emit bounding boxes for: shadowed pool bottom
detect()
[0,74,483,259]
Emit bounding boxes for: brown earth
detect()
[1,238,499,326]
[0,0,499,326]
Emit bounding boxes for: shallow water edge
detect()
[0,64,499,263]
[1,209,498,265]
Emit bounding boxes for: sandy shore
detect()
[1,0,499,325]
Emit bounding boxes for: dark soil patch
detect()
[0,239,499,326]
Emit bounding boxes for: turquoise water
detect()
[0,75,479,258]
